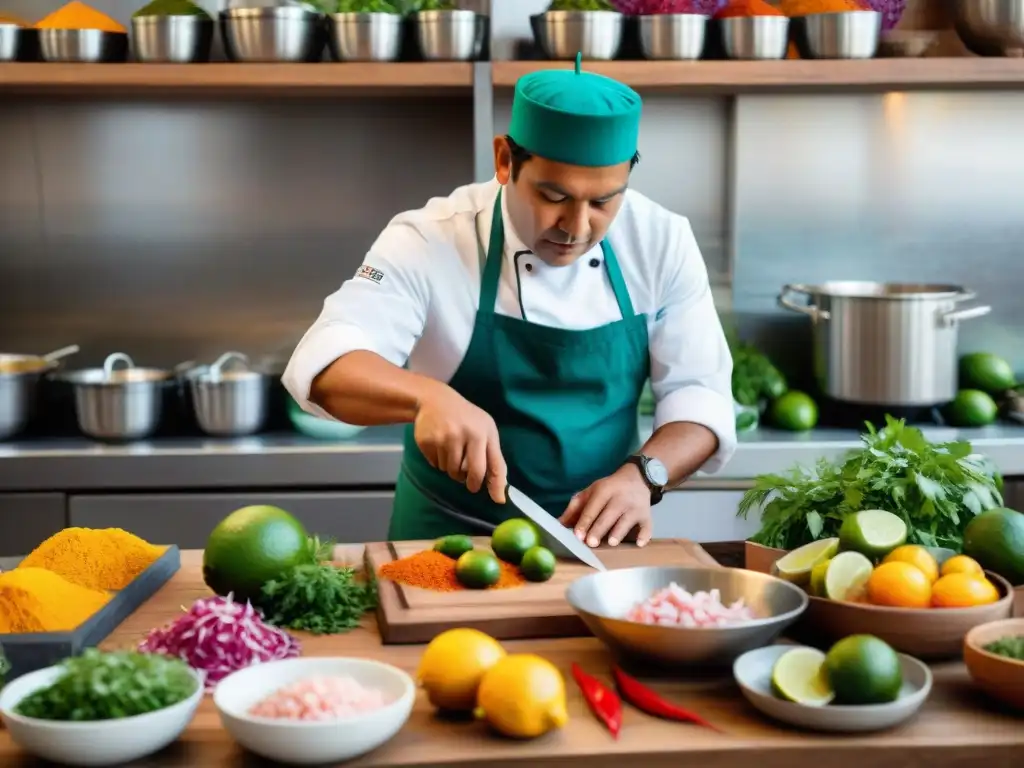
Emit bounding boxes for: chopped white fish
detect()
[626,582,756,627]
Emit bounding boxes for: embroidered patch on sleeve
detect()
[356,265,385,285]
[655,306,667,321]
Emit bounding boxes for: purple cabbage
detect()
[612,0,726,14]
[862,0,905,31]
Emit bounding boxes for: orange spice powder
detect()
[378,550,525,592]
[715,0,785,17]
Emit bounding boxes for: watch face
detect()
[646,458,669,487]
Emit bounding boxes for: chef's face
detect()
[494,137,631,267]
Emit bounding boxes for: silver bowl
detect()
[132,14,214,63]
[565,566,808,667]
[65,353,172,442]
[952,0,1024,56]
[220,6,324,63]
[412,10,484,62]
[0,355,53,441]
[531,10,624,61]
[639,13,708,60]
[0,23,21,61]
[791,10,881,59]
[327,11,402,62]
[38,29,129,63]
[187,352,269,437]
[715,15,789,60]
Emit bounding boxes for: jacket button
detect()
[589,258,600,268]
[525,263,533,272]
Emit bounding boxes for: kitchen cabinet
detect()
[652,489,758,543]
[0,493,66,556]
[69,492,394,549]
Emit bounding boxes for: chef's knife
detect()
[506,485,607,572]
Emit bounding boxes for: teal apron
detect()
[389,189,650,540]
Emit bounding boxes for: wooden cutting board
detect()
[366,538,721,644]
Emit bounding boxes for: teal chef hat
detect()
[508,53,642,168]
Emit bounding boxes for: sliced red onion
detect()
[138,594,300,692]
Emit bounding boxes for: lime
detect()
[838,509,907,560]
[202,505,312,602]
[823,550,874,602]
[809,559,830,597]
[771,647,834,706]
[959,352,1016,395]
[491,518,541,565]
[824,635,902,705]
[434,534,474,560]
[455,550,501,589]
[519,546,556,583]
[963,507,1024,585]
[947,389,999,428]
[772,538,840,587]
[770,391,819,431]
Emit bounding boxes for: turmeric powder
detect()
[0,568,110,634]
[19,527,165,591]
[35,2,126,33]
[778,0,866,14]
[379,550,525,592]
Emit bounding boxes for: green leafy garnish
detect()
[730,339,788,408]
[738,415,1003,551]
[984,635,1024,661]
[14,650,197,721]
[548,0,616,9]
[408,0,458,10]
[335,0,402,12]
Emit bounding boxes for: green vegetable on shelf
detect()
[730,339,788,408]
[548,0,617,9]
[336,0,402,12]
[407,0,459,11]
[132,0,211,18]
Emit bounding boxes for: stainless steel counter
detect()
[1,419,1022,492]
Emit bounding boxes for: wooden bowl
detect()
[964,618,1024,711]
[792,571,1014,660]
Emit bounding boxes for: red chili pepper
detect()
[572,663,622,738]
[612,666,722,733]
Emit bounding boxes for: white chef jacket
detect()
[283,178,737,474]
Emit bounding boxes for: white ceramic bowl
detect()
[0,664,203,767]
[213,657,415,765]
[733,644,932,733]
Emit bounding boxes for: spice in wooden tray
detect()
[19,527,166,591]
[379,550,525,592]
[0,568,111,634]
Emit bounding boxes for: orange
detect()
[931,573,999,608]
[866,561,932,609]
[940,555,984,578]
[882,545,939,583]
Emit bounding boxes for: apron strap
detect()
[600,239,637,319]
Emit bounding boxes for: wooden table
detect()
[2,549,1023,768]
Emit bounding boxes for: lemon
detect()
[772,538,839,587]
[417,628,505,712]
[475,654,568,739]
[883,545,939,584]
[809,559,830,597]
[771,647,834,707]
[940,554,984,578]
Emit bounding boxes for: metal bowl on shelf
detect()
[132,14,215,63]
[38,29,129,63]
[220,6,324,63]
[791,10,882,59]
[187,351,269,438]
[412,9,484,62]
[0,345,79,441]
[952,0,1024,56]
[0,23,21,61]
[714,15,789,60]
[565,566,808,667]
[327,11,402,62]
[638,13,708,60]
[65,353,173,442]
[531,10,624,61]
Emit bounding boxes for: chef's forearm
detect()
[637,421,719,488]
[309,351,446,426]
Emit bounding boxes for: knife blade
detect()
[506,485,607,572]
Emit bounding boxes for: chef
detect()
[283,55,736,549]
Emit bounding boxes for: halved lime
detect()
[824,550,874,602]
[772,538,840,587]
[809,559,830,597]
[771,647,834,706]
[838,509,907,560]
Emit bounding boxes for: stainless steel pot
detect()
[0,345,80,441]
[189,351,269,437]
[778,282,991,407]
[67,352,172,441]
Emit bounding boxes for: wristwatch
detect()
[625,453,669,505]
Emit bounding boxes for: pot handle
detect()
[778,284,831,322]
[939,304,991,326]
[210,351,250,382]
[103,352,135,380]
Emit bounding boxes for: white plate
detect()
[733,644,932,733]
[0,664,203,766]
[213,657,415,766]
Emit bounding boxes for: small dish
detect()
[964,617,1024,711]
[733,644,932,733]
[287,396,366,440]
[214,657,415,765]
[0,664,203,767]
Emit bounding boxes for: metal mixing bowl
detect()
[0,23,20,61]
[38,29,129,63]
[531,10,624,61]
[0,355,50,441]
[566,566,808,667]
[65,353,172,442]
[952,0,1024,56]
[639,14,708,60]
[220,6,324,63]
[327,11,402,62]
[714,15,789,60]
[412,10,484,62]
[132,14,215,63]
[188,352,269,437]
[791,10,882,59]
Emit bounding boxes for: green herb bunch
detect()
[335,0,402,12]
[14,650,197,721]
[549,0,616,9]
[730,340,787,408]
[739,416,1004,551]
[406,0,458,11]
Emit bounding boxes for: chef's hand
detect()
[414,385,507,503]
[559,465,653,548]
